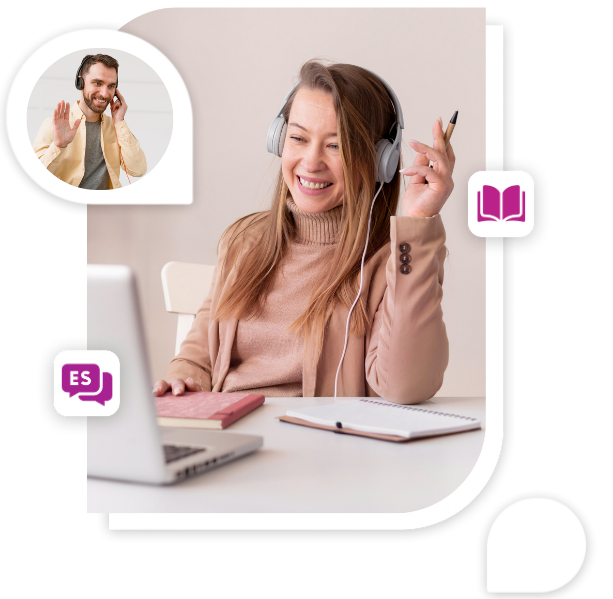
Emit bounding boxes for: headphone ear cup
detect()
[375,139,390,184]
[385,147,400,183]
[375,139,400,184]
[266,116,287,157]
[76,76,83,91]
[276,121,287,157]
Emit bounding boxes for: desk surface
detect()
[88,396,485,513]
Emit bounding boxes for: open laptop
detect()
[87,264,263,485]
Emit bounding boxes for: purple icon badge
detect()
[61,363,113,406]
[478,185,525,222]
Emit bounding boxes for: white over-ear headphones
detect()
[266,68,404,184]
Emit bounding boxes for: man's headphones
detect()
[75,56,91,90]
[266,68,404,184]
[75,55,119,91]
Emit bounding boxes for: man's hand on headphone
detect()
[110,90,128,123]
[53,101,81,149]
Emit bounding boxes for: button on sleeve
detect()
[400,264,411,275]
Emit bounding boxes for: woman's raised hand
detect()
[152,377,202,397]
[399,118,456,218]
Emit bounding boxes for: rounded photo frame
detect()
[7,29,192,205]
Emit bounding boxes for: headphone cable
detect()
[334,182,384,398]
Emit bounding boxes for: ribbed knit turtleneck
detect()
[222,199,343,397]
[287,197,343,246]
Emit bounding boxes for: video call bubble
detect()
[7,29,192,205]
[62,363,100,397]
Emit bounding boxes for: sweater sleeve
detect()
[162,289,214,391]
[161,218,245,390]
[365,214,449,404]
[161,245,228,391]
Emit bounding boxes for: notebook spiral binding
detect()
[359,399,477,421]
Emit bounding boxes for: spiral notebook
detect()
[278,399,481,442]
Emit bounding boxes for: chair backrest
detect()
[161,261,215,355]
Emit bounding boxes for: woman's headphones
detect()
[266,68,404,184]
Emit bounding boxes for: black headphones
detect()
[75,55,91,90]
[75,55,119,91]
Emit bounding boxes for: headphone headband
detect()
[75,55,118,91]
[366,69,404,129]
[266,66,404,183]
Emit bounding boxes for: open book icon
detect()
[478,185,526,222]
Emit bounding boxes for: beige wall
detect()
[87,8,486,396]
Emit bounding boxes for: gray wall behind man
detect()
[88,8,486,397]
[28,48,172,186]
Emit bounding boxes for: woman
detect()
[153,60,455,404]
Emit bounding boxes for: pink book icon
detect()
[478,185,526,222]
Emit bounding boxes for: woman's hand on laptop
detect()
[152,377,202,396]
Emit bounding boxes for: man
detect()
[33,54,147,189]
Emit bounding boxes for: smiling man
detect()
[33,54,147,189]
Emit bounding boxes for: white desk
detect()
[88,396,484,513]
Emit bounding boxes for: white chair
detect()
[161,262,215,355]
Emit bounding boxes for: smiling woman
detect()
[282,87,344,213]
[154,59,455,404]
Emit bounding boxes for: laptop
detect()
[87,264,263,485]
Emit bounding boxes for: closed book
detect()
[156,391,265,429]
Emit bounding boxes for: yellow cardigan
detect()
[33,100,147,189]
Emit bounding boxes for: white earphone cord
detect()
[334,182,385,398]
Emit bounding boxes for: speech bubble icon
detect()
[61,363,100,397]
[79,372,113,406]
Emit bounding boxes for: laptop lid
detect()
[87,265,168,484]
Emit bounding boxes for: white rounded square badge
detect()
[468,171,534,237]
[54,350,120,416]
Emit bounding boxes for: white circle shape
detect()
[487,498,586,593]
[7,29,193,205]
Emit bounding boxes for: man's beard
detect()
[83,92,109,114]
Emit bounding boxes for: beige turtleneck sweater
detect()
[165,202,448,403]
[221,199,343,397]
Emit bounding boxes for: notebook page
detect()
[286,399,480,439]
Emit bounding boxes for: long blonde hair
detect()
[215,60,402,357]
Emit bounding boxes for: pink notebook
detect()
[155,391,265,429]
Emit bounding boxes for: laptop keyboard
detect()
[163,444,206,464]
